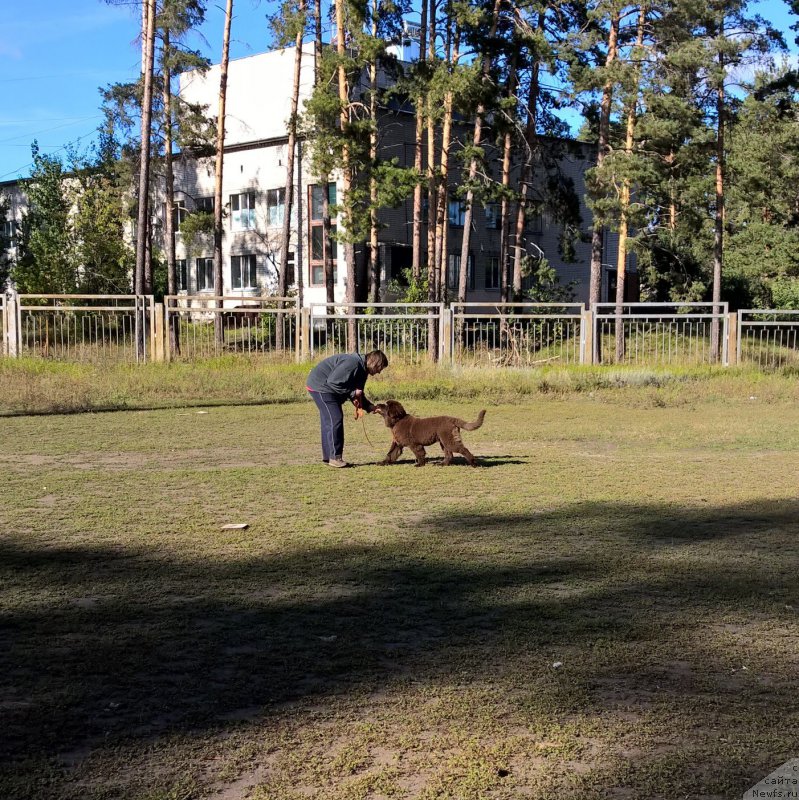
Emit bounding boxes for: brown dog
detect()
[373,400,486,467]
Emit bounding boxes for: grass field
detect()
[1,366,798,799]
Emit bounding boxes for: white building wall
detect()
[179,45,317,146]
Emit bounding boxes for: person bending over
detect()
[306,349,388,467]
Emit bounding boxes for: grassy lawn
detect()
[1,375,798,799]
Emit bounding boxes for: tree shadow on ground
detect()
[1,498,797,796]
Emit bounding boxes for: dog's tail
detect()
[459,409,486,431]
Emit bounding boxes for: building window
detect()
[447,254,474,291]
[177,259,188,291]
[231,192,256,230]
[484,203,500,230]
[195,196,214,213]
[173,201,188,232]
[448,198,466,228]
[310,182,337,219]
[286,251,295,287]
[267,188,285,227]
[486,256,500,290]
[309,183,338,286]
[2,219,17,248]
[526,210,543,233]
[231,254,257,290]
[196,257,214,291]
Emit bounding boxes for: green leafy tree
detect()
[71,136,135,294]
[723,67,799,307]
[14,143,78,293]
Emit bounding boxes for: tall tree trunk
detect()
[712,34,724,362]
[435,24,459,307]
[135,0,156,358]
[278,1,306,351]
[213,0,234,346]
[296,140,305,308]
[500,50,518,304]
[411,0,428,280]
[334,0,356,349]
[614,4,645,363]
[512,57,540,302]
[368,0,380,304]
[667,149,676,231]
[589,9,619,307]
[313,0,334,305]
[426,0,438,359]
[458,0,502,322]
[162,28,180,356]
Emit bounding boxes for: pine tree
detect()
[213,0,234,345]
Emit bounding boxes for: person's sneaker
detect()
[326,458,349,468]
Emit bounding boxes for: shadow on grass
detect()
[1,498,797,795]
[351,454,528,468]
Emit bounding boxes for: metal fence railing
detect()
[164,295,300,362]
[16,294,153,363]
[593,302,729,366]
[738,310,799,369]
[6,293,799,371]
[451,302,586,367]
[309,303,445,364]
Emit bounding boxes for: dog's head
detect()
[372,399,407,428]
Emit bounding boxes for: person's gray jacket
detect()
[306,353,369,401]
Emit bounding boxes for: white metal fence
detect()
[309,302,446,364]
[5,292,799,370]
[452,303,586,367]
[738,310,799,369]
[164,295,300,362]
[16,294,152,363]
[593,302,729,366]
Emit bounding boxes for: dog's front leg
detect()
[411,445,427,467]
[380,441,403,465]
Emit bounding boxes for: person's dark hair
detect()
[366,350,388,372]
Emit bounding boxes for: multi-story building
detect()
[175,44,632,306]
[0,180,25,278]
[2,43,634,304]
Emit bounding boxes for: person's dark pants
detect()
[309,390,344,461]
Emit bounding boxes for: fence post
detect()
[294,301,301,364]
[441,305,452,365]
[727,311,738,367]
[581,307,593,365]
[153,303,165,362]
[5,290,19,358]
[300,306,311,361]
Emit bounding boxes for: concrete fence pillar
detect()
[441,306,453,365]
[727,312,738,367]
[153,303,165,363]
[5,291,19,358]
[300,306,311,361]
[581,308,594,365]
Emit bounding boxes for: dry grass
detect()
[3,357,799,416]
[1,378,798,799]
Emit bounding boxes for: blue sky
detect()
[1,0,796,182]
[0,0,278,181]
